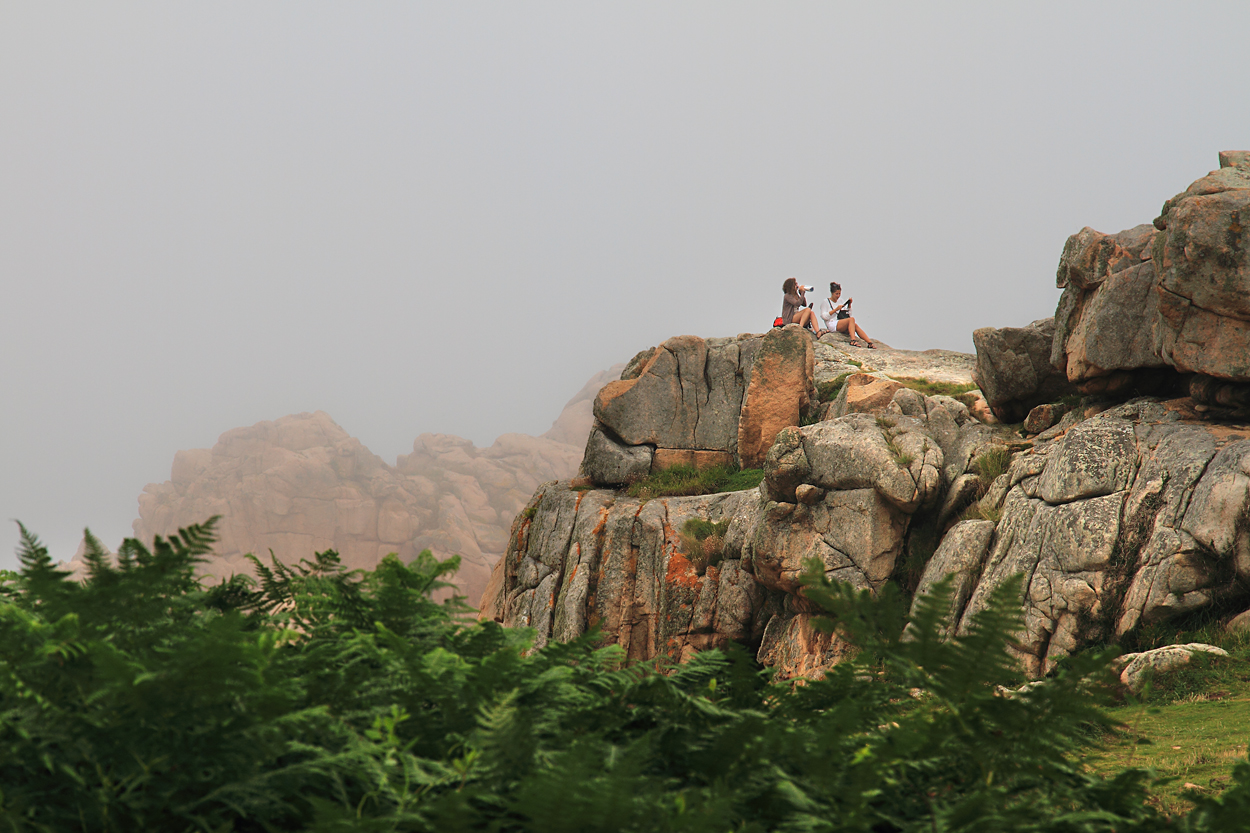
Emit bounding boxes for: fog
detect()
[3,3,1249,568]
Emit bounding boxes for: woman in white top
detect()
[819,282,874,348]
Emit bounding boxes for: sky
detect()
[3,2,1249,568]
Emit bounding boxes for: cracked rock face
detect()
[592,333,763,457]
[1048,153,1250,406]
[1154,155,1250,381]
[494,483,766,661]
[950,401,1250,677]
[490,384,985,680]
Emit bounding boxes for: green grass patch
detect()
[895,377,979,398]
[626,465,764,500]
[972,446,1012,483]
[959,499,1002,524]
[817,372,853,403]
[1080,621,1250,814]
[1083,686,1250,815]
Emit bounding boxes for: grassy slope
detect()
[1081,631,1250,815]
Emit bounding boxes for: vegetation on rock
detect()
[678,518,731,575]
[625,464,764,500]
[894,376,980,398]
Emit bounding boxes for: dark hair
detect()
[829,282,841,294]
[782,277,797,294]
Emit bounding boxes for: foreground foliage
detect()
[3,520,1250,831]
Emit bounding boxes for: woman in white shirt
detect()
[819,282,874,348]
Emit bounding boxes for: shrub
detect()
[678,518,731,575]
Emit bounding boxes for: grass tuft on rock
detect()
[678,518,731,575]
[895,377,980,397]
[972,447,1012,483]
[626,465,764,500]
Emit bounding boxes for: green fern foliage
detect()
[3,519,1250,830]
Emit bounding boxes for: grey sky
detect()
[3,3,1248,568]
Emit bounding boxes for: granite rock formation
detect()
[972,318,1074,423]
[1045,151,1250,416]
[127,366,623,606]
[488,154,1250,682]
[487,333,1011,679]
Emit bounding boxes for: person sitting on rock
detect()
[819,281,874,348]
[781,277,825,335]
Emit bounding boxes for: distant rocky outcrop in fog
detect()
[121,365,623,606]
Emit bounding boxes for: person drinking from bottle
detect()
[781,277,824,335]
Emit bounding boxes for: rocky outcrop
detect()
[130,367,623,606]
[495,154,1250,683]
[946,400,1250,677]
[1046,152,1250,414]
[972,318,1075,423]
[1154,155,1250,383]
[489,340,1007,680]
[585,329,815,484]
[1052,224,1173,396]
[590,333,762,477]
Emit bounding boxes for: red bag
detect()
[773,317,784,327]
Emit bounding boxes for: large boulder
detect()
[737,325,815,468]
[494,482,767,660]
[1052,224,1173,393]
[1153,153,1250,382]
[938,399,1250,677]
[972,319,1074,423]
[579,426,653,485]
[593,334,761,454]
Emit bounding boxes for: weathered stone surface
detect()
[580,426,653,485]
[594,334,760,453]
[761,426,811,503]
[909,520,995,638]
[1153,153,1250,381]
[1053,225,1168,389]
[747,487,910,593]
[495,482,766,661]
[1023,402,1072,435]
[830,374,904,418]
[652,448,736,472]
[1180,439,1250,579]
[972,318,1074,423]
[1115,644,1228,693]
[757,613,855,681]
[737,326,814,468]
[795,414,944,514]
[1036,417,1137,504]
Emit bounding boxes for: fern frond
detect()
[80,527,114,583]
[15,521,51,571]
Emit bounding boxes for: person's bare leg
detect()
[797,308,820,334]
[837,317,862,345]
[854,322,873,346]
